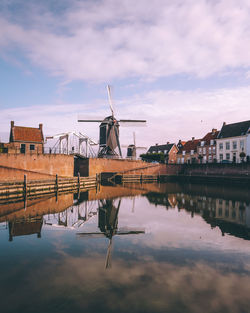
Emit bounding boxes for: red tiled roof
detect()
[178,139,201,153]
[201,130,219,145]
[11,126,44,143]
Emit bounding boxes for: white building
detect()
[216,120,250,163]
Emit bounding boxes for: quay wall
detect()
[0,154,74,180]
[75,158,167,177]
[179,163,250,177]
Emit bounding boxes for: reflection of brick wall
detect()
[0,154,74,180]
[0,193,73,222]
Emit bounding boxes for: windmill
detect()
[77,198,145,268]
[78,86,146,158]
[124,132,147,160]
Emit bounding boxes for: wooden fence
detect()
[0,175,97,202]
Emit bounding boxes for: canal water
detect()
[0,182,250,313]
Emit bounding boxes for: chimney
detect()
[192,137,195,141]
[167,141,169,145]
[39,123,43,131]
[212,128,217,134]
[11,121,14,128]
[155,143,158,146]
[223,122,226,126]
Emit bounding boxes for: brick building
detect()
[7,121,44,154]
[147,142,178,163]
[177,137,201,164]
[197,128,219,163]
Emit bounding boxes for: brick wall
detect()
[0,154,74,180]
[75,158,167,177]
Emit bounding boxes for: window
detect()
[210,139,214,145]
[199,148,202,154]
[226,153,230,160]
[182,151,186,155]
[20,144,26,154]
[201,141,205,147]
[209,147,211,154]
[226,142,230,150]
[191,150,194,155]
[219,143,223,150]
[203,148,206,155]
[219,154,223,161]
[30,144,35,151]
[240,140,244,149]
[232,141,237,150]
[208,155,212,162]
[213,146,216,153]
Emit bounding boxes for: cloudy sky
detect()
[1,0,250,148]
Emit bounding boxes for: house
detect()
[177,139,186,150]
[7,121,44,154]
[147,142,178,163]
[176,137,201,164]
[216,120,250,163]
[197,128,219,163]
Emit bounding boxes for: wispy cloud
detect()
[1,85,250,146]
[1,0,250,81]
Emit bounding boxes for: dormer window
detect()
[210,140,214,145]
[182,151,186,155]
[201,141,205,147]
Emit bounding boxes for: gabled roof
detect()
[200,129,219,145]
[10,122,44,143]
[178,139,201,154]
[148,143,174,154]
[218,120,250,139]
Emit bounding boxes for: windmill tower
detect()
[78,86,146,158]
[126,132,147,160]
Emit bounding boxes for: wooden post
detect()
[78,172,81,199]
[55,174,58,200]
[140,173,143,183]
[78,172,80,188]
[23,174,27,209]
[23,174,27,197]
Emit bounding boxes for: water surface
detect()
[1,182,250,313]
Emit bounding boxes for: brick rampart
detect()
[181,163,250,177]
[0,154,74,180]
[75,158,167,177]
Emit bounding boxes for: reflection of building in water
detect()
[8,217,43,241]
[174,192,250,240]
[146,187,250,240]
[146,192,177,209]
[215,199,250,227]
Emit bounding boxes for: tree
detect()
[140,153,165,163]
[240,150,246,163]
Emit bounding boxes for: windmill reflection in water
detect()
[77,198,145,268]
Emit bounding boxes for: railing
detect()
[120,174,159,183]
[0,175,97,202]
